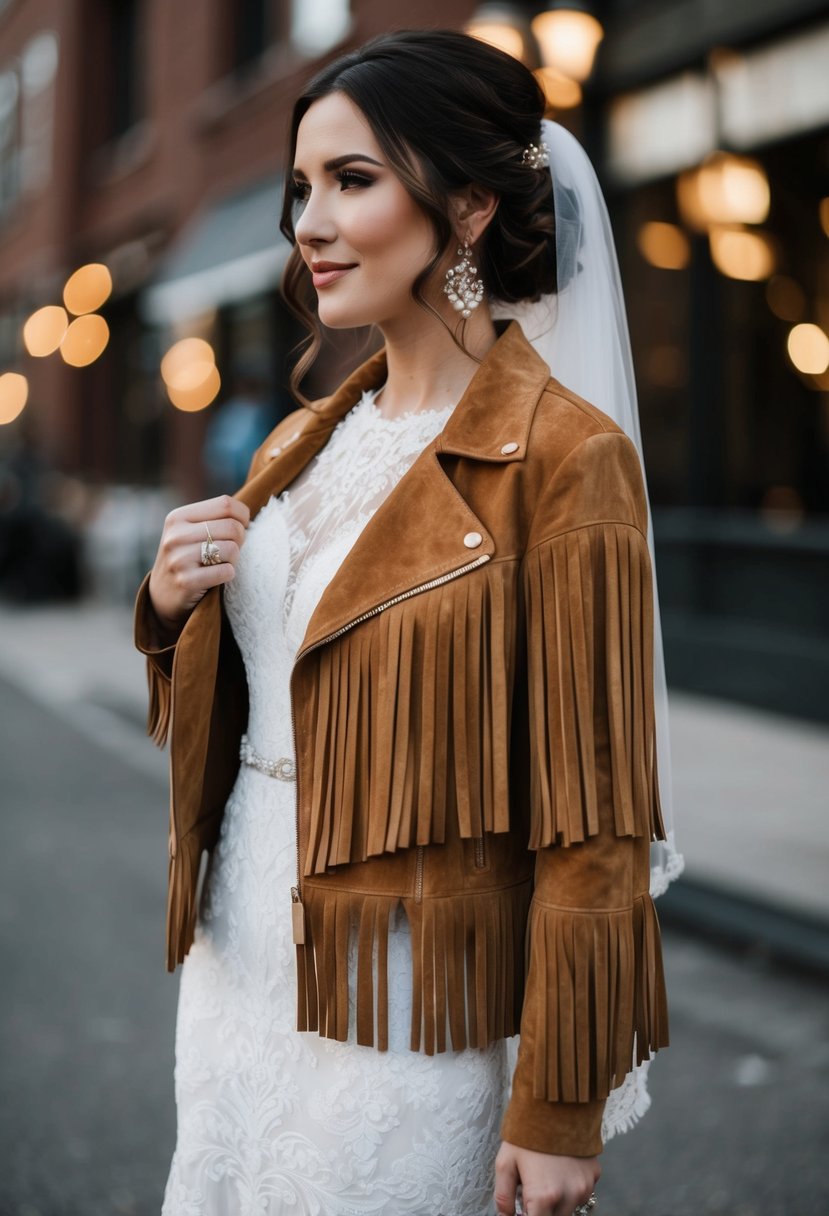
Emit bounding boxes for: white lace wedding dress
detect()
[161,388,651,1216]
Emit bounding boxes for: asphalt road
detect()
[1,674,827,1216]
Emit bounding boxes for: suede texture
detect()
[134,321,670,1157]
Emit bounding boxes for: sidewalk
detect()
[1,596,827,951]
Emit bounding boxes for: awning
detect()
[140,174,291,325]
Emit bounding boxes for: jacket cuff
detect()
[134,571,181,676]
[500,1093,605,1157]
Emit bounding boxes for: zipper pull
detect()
[291,886,305,945]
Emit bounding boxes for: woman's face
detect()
[291,92,443,330]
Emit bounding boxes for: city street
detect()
[1,667,827,1216]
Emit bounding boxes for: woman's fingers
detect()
[169,540,242,582]
[495,1145,600,1216]
[187,558,239,589]
[494,1147,520,1214]
[173,494,251,529]
[149,495,251,626]
[167,517,248,551]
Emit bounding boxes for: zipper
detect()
[473,835,486,868]
[288,682,305,944]
[288,552,491,937]
[415,845,425,903]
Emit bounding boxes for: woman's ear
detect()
[451,184,500,246]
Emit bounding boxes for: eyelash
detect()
[290,170,374,204]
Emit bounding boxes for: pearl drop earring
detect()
[444,236,485,320]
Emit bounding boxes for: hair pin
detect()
[521,140,550,170]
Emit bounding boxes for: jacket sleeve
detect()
[500,430,670,1157]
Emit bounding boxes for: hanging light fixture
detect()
[534,66,582,109]
[531,1,604,83]
[465,3,531,64]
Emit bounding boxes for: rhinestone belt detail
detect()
[239,733,296,781]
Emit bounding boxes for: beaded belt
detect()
[239,733,296,781]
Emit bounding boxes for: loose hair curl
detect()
[279,29,557,401]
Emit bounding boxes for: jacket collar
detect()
[304,319,549,463]
[235,320,551,657]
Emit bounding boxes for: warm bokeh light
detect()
[708,225,776,281]
[23,305,69,356]
[167,364,221,412]
[161,337,217,394]
[0,372,29,424]
[678,152,770,231]
[534,66,582,109]
[63,262,113,315]
[465,17,525,61]
[59,314,110,366]
[819,197,829,239]
[787,323,829,375]
[765,275,806,322]
[531,8,604,82]
[637,221,691,270]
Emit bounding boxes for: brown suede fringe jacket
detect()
[134,321,670,1158]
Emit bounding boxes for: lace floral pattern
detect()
[162,388,651,1215]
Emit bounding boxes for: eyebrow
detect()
[292,153,384,178]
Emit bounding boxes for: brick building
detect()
[0,0,476,501]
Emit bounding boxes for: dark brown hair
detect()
[279,28,557,400]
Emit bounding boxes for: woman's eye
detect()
[290,180,310,203]
[337,171,373,190]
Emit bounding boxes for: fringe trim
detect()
[146,661,172,749]
[295,880,533,1053]
[523,523,667,848]
[304,561,518,875]
[528,892,670,1104]
[165,832,201,972]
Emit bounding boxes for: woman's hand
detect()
[148,494,251,635]
[494,1141,600,1216]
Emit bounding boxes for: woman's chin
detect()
[316,301,368,330]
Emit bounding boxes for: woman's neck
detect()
[373,307,498,419]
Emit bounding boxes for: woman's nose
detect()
[294,192,335,248]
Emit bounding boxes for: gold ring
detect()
[205,522,214,544]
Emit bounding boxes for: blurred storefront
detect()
[0,0,477,598]
[589,0,829,723]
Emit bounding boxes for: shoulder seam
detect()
[537,381,620,435]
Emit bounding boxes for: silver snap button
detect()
[500,441,519,455]
[463,531,483,548]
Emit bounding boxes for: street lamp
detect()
[465,1,604,110]
[465,4,531,63]
[531,2,604,83]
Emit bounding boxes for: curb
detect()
[657,876,829,977]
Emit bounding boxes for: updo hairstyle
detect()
[279,28,557,395]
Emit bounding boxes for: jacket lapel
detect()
[296,321,552,656]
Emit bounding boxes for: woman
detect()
[135,29,682,1216]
